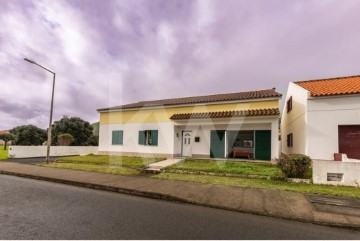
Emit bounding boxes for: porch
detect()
[172,117,279,161]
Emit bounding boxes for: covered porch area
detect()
[171,111,280,161]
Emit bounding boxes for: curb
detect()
[0,170,359,230]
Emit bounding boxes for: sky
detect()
[1,0,360,130]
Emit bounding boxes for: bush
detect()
[276,153,311,178]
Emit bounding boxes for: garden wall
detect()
[312,159,360,187]
[8,146,98,158]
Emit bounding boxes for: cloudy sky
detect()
[1,0,360,130]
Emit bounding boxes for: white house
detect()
[97,89,282,161]
[281,75,360,186]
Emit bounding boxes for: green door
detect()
[210,130,225,158]
[255,130,271,160]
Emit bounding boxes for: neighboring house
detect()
[281,75,360,161]
[97,89,282,161]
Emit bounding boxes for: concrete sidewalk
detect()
[0,161,359,229]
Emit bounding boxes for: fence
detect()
[312,159,360,187]
[8,146,98,158]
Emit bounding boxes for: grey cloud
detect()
[1,0,360,130]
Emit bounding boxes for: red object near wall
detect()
[334,153,342,161]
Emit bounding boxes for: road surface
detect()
[0,175,358,239]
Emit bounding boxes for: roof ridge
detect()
[134,88,279,104]
[294,74,360,84]
[97,88,281,112]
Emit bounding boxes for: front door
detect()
[255,130,271,161]
[182,131,192,157]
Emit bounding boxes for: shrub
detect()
[276,153,311,178]
[58,133,74,146]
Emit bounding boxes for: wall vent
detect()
[327,173,343,182]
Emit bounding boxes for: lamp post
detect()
[24,58,56,164]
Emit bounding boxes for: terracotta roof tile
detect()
[170,108,280,120]
[295,75,360,97]
[98,89,281,111]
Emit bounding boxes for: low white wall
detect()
[312,159,360,187]
[8,146,98,158]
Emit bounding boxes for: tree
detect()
[58,133,74,146]
[90,122,99,146]
[10,125,47,146]
[0,133,15,150]
[51,116,94,146]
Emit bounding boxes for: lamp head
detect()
[24,58,36,64]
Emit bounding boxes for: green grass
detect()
[39,155,165,176]
[165,159,282,177]
[55,155,164,168]
[40,163,140,175]
[0,145,8,160]
[154,173,360,199]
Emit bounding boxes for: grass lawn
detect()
[55,155,164,168]
[0,145,8,160]
[154,173,360,199]
[165,159,282,177]
[39,155,164,176]
[40,163,140,175]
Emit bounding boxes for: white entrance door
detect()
[182,131,192,157]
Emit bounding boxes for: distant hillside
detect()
[91,122,99,136]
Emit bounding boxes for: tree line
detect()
[0,116,99,150]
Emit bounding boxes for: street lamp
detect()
[24,58,56,164]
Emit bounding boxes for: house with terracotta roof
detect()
[281,75,360,161]
[97,88,282,161]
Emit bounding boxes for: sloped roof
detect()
[97,89,281,112]
[295,75,360,97]
[170,108,280,120]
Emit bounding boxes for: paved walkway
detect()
[145,158,184,172]
[0,161,359,229]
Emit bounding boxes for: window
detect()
[243,140,253,148]
[287,133,293,147]
[112,130,123,145]
[139,130,158,146]
[287,96,293,113]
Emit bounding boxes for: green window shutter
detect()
[112,131,123,145]
[118,131,123,145]
[139,131,145,145]
[151,130,158,146]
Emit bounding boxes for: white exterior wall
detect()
[99,122,175,156]
[307,95,360,160]
[281,82,309,155]
[99,116,279,160]
[8,146,98,158]
[312,159,360,186]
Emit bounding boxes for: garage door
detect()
[338,125,360,159]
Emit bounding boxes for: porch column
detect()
[271,119,279,159]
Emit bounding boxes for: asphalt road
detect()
[0,175,359,240]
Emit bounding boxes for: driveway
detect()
[3,156,60,164]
